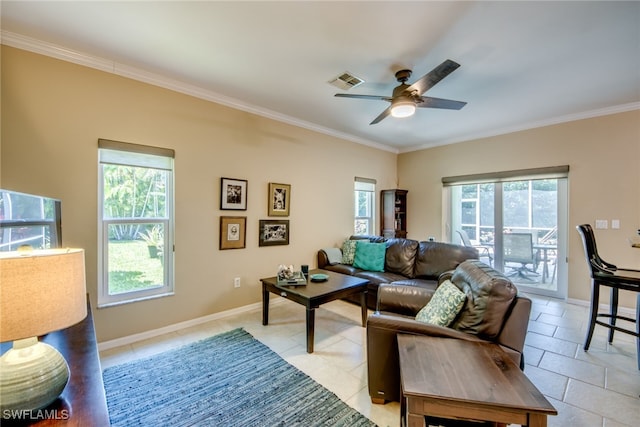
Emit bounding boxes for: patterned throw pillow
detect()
[341,239,358,265]
[415,280,467,327]
[352,241,386,272]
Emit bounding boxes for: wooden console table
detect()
[398,334,556,427]
[1,298,110,426]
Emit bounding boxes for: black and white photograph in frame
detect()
[259,219,289,246]
[221,177,247,210]
[268,182,290,216]
[219,216,246,250]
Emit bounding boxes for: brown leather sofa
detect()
[366,259,532,403]
[317,236,479,309]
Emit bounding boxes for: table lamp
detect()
[0,248,87,412]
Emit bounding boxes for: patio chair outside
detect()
[456,229,493,266]
[504,233,538,281]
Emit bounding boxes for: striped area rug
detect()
[103,328,376,426]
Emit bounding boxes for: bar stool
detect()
[576,224,640,370]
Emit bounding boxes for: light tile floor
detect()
[100,295,640,427]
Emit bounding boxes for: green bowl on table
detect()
[310,273,329,282]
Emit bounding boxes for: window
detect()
[444,166,568,298]
[0,190,62,251]
[354,177,376,235]
[98,139,175,307]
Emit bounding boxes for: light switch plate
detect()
[611,219,620,229]
[595,219,608,229]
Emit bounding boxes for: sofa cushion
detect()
[450,259,518,339]
[415,280,467,327]
[323,263,360,276]
[353,241,386,272]
[389,278,438,292]
[355,271,407,286]
[414,241,479,279]
[384,238,419,278]
[341,239,357,264]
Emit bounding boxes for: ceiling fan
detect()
[334,59,467,125]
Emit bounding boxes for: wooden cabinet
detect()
[381,189,407,238]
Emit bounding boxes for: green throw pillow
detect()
[341,239,357,265]
[352,241,386,272]
[415,280,466,327]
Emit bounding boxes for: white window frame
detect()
[443,166,568,299]
[98,139,175,307]
[354,177,376,235]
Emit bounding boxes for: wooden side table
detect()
[1,298,110,426]
[398,334,556,427]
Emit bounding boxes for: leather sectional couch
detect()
[317,235,479,310]
[367,259,532,403]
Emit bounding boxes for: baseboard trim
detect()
[566,297,636,318]
[97,298,285,351]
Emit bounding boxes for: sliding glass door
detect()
[448,176,567,298]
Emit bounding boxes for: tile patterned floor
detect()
[100,295,639,427]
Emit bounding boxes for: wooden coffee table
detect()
[261,269,368,353]
[398,334,557,427]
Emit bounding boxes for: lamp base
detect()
[0,337,70,412]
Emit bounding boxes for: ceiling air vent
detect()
[328,72,364,90]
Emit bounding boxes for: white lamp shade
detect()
[0,248,87,342]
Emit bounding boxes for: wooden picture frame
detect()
[219,216,246,250]
[259,219,289,247]
[221,178,247,210]
[268,182,290,216]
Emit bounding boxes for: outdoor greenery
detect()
[108,240,164,294]
[103,164,167,240]
[461,179,558,242]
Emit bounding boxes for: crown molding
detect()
[1,31,396,154]
[401,102,640,153]
[4,30,634,156]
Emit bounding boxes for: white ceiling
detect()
[2,1,639,152]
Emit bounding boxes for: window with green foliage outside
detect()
[98,140,175,306]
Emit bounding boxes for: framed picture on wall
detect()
[259,219,289,246]
[219,216,246,250]
[268,182,290,216]
[221,177,247,210]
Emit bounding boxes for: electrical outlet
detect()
[233,277,241,288]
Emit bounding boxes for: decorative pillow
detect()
[323,247,343,265]
[353,241,386,272]
[341,239,358,265]
[415,280,467,327]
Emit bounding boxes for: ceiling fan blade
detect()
[370,106,393,125]
[335,93,391,101]
[406,59,461,95]
[417,96,467,110]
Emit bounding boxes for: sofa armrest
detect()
[377,283,434,316]
[496,295,532,366]
[366,312,485,402]
[368,313,487,342]
[317,249,330,269]
[437,270,455,284]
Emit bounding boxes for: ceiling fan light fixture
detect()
[390,99,416,118]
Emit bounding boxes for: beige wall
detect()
[398,111,640,307]
[1,47,397,341]
[3,46,638,341]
